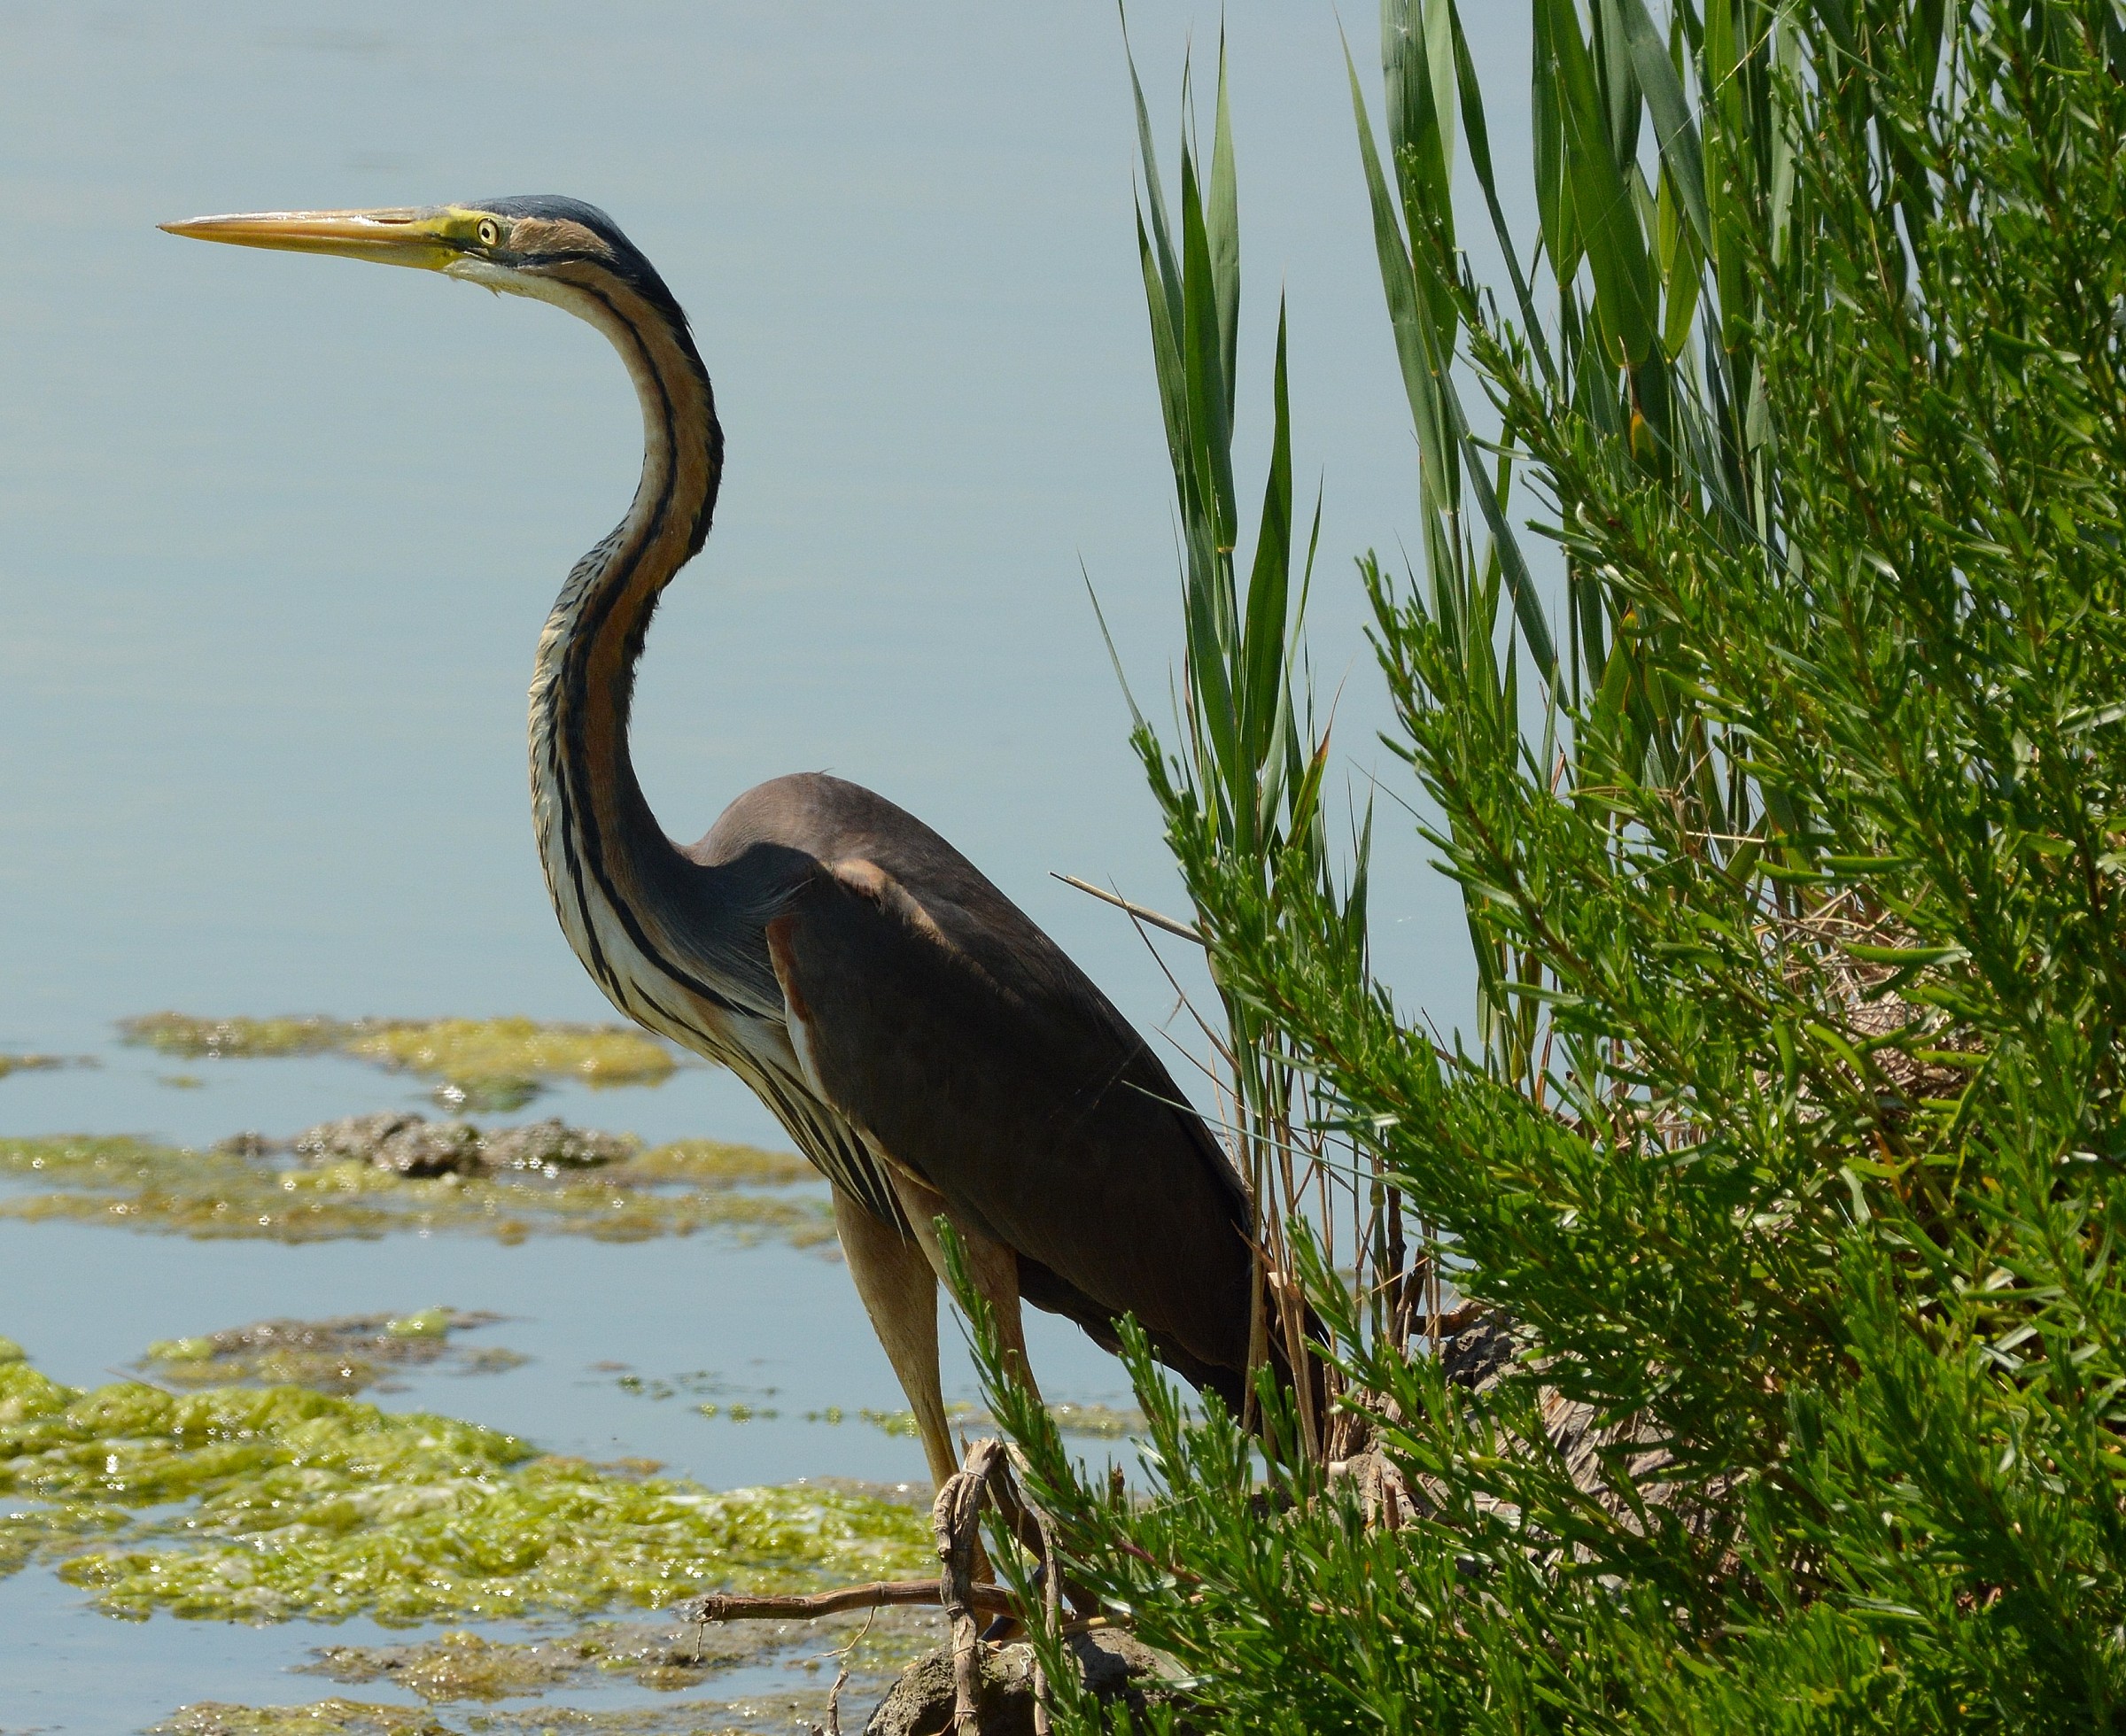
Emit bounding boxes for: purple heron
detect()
[162,198,1261,1486]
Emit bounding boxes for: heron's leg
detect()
[832,1190,959,1490]
[888,1171,1044,1406]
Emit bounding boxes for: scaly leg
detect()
[888,1170,1043,1407]
[833,1190,958,1490]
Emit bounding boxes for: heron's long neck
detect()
[528,273,723,1019]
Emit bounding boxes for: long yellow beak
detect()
[159,207,464,270]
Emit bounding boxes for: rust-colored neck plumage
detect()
[526,261,724,1018]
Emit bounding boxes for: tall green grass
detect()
[1111,36,1372,1455]
[1353,0,1819,1085]
[979,2,2126,1728]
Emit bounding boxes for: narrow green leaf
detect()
[1616,0,1710,251]
[1468,439,1559,684]
[1532,0,1579,280]
[1843,943,1969,968]
[1179,145,1240,553]
[1208,34,1241,424]
[1124,27,1186,357]
[1547,0,1660,370]
[1346,35,1459,514]
[1449,0,1555,384]
[1242,302,1297,777]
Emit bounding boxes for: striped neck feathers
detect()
[524,261,722,1007]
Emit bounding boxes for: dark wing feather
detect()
[766,850,1256,1394]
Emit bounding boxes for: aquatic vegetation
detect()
[0,1353,931,1624]
[618,1140,815,1188]
[853,1403,974,1440]
[291,1115,493,1178]
[346,1018,677,1107]
[156,1597,950,1733]
[0,1127,832,1247]
[613,1378,1141,1440]
[150,1703,448,1736]
[1041,1401,1146,1439]
[838,1400,1145,1441]
[138,1310,521,1397]
[307,1629,594,1702]
[287,1113,638,1178]
[302,1607,939,1701]
[610,1368,759,1404]
[151,1696,859,1735]
[0,1051,77,1080]
[120,1013,678,1110]
[120,1014,347,1059]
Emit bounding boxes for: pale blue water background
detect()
[0,3,1532,1727]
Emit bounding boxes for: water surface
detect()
[0,4,1534,1726]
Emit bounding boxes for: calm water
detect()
[0,3,1531,1727]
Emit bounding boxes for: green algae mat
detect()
[145,1612,943,1732]
[137,1309,525,1396]
[0,1130,833,1246]
[144,1607,950,1732]
[120,1014,678,1111]
[0,1050,76,1080]
[148,1682,910,1734]
[0,1340,930,1626]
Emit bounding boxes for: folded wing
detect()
[764,851,1256,1402]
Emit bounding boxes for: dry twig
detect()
[676,1577,1015,1625]
[935,1438,1010,1732]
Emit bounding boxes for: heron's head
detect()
[160,196,694,345]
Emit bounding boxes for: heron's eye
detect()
[476,218,501,248]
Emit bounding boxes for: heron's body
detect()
[164,197,1259,1484]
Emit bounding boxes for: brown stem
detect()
[675,1579,1016,1624]
[1030,1495,1065,1736]
[985,1455,1102,1623]
[935,1438,1010,1733]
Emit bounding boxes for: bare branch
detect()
[1051,872,1205,943]
[674,1578,1015,1624]
[935,1438,1012,1732]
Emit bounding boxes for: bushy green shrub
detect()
[985,4,2126,1729]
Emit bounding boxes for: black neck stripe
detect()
[546,278,742,1019]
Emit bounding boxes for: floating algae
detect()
[149,1704,449,1736]
[120,1015,347,1059]
[301,1607,940,1701]
[0,1051,80,1080]
[153,1618,956,1736]
[151,1691,893,1735]
[120,1014,678,1111]
[0,1347,931,1624]
[610,1368,764,1404]
[695,1403,781,1422]
[254,1610,946,1734]
[0,1122,832,1247]
[1039,1401,1147,1439]
[601,1368,1143,1440]
[839,1399,1146,1441]
[604,1368,788,1422]
[307,1629,594,1701]
[345,1019,677,1109]
[138,1309,523,1397]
